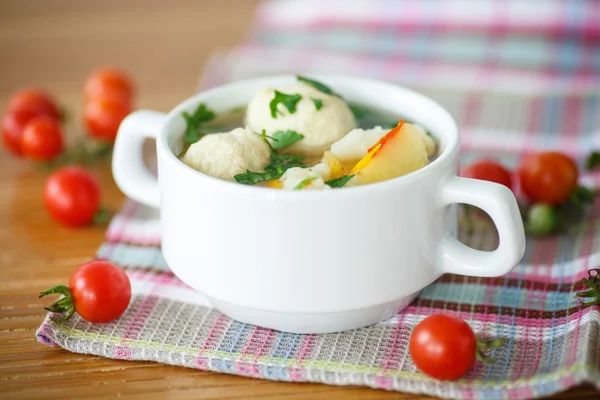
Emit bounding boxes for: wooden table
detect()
[0,1,597,398]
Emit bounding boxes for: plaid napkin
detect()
[38,1,600,399]
[201,0,600,94]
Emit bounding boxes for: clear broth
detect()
[180,104,436,181]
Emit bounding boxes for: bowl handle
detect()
[437,175,526,277]
[112,110,166,209]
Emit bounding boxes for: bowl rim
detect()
[157,73,459,197]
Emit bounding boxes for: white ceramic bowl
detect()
[112,75,525,333]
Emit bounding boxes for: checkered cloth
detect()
[37,1,600,399]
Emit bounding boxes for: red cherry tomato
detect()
[84,98,131,142]
[409,314,477,381]
[462,160,513,190]
[2,108,45,156]
[21,116,64,161]
[7,88,61,120]
[518,152,578,205]
[69,261,131,322]
[40,260,131,323]
[44,167,101,227]
[84,68,134,105]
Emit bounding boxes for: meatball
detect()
[246,82,356,157]
[182,127,271,181]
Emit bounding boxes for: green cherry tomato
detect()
[526,203,558,236]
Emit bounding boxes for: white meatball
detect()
[280,163,331,190]
[330,124,436,164]
[246,82,356,157]
[182,127,271,181]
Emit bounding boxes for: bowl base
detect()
[208,293,419,334]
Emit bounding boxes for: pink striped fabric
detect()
[254,0,600,40]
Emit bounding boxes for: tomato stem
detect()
[36,137,114,171]
[576,269,600,306]
[39,285,76,322]
[475,337,506,363]
[93,205,111,225]
[59,107,69,124]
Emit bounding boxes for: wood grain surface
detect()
[0,1,597,398]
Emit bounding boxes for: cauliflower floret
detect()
[182,127,270,181]
[330,126,388,163]
[280,163,332,190]
[246,82,356,157]
[330,124,435,164]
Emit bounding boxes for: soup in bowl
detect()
[112,74,525,333]
[177,76,437,190]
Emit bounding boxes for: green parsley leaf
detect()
[234,169,278,185]
[255,129,304,151]
[182,103,216,144]
[190,103,216,123]
[586,151,600,170]
[570,186,595,206]
[349,104,369,119]
[266,152,306,170]
[311,97,323,111]
[325,174,354,188]
[271,130,304,151]
[297,76,342,98]
[235,129,306,185]
[255,129,275,152]
[294,177,317,190]
[233,173,254,184]
[269,91,302,118]
[182,114,198,143]
[552,185,596,234]
[234,152,306,185]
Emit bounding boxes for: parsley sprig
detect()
[255,129,304,152]
[325,175,354,188]
[234,130,306,185]
[311,97,323,111]
[297,76,342,98]
[294,177,317,190]
[570,186,594,206]
[271,130,304,151]
[553,185,595,234]
[182,103,216,144]
[586,151,600,170]
[270,91,302,118]
[234,152,306,184]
